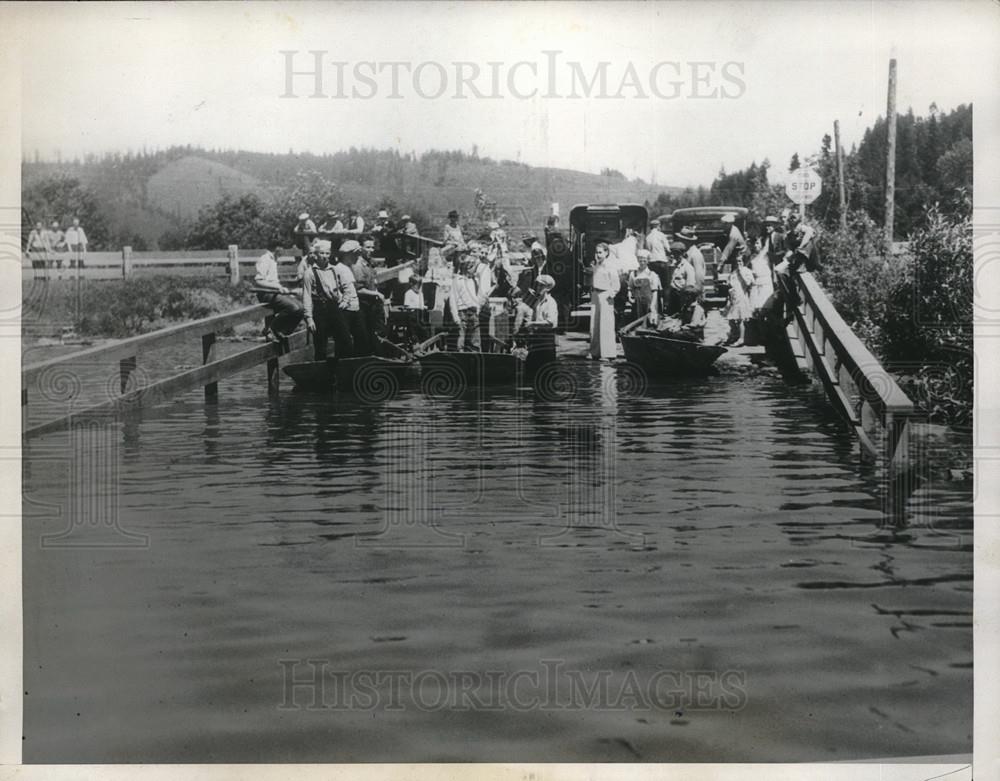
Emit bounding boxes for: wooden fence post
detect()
[228,245,240,284]
[122,246,133,279]
[202,333,218,402]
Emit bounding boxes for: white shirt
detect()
[474,261,493,306]
[404,288,425,309]
[301,264,339,318]
[629,267,662,293]
[254,251,282,288]
[332,262,359,312]
[450,275,479,314]
[532,293,559,327]
[645,229,670,263]
[64,226,88,249]
[671,259,697,290]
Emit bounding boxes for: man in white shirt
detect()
[531,275,559,328]
[26,220,49,273]
[449,253,481,352]
[675,226,705,297]
[469,241,495,346]
[645,218,670,263]
[63,217,88,268]
[667,241,697,316]
[317,211,343,234]
[628,249,661,323]
[402,275,429,343]
[334,240,369,355]
[254,243,304,339]
[43,221,65,270]
[302,240,348,360]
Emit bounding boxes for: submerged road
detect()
[21,312,972,763]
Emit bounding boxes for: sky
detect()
[9,0,999,188]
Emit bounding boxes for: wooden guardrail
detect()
[22,304,310,439]
[788,271,921,465]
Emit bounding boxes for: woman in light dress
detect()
[589,242,620,360]
[722,257,755,347]
[748,247,775,311]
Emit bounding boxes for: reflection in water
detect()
[22,359,972,763]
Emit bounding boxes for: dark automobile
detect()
[561,203,648,306]
[669,206,749,308]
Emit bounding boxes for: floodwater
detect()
[22,340,973,763]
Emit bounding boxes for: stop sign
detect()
[785,168,822,205]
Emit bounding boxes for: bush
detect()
[815,211,902,356]
[60,276,250,338]
[881,204,972,425]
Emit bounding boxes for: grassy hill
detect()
[23,147,683,249]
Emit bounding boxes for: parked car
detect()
[669,206,749,308]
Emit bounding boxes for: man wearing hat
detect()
[318,210,343,234]
[719,213,748,274]
[762,215,786,269]
[530,274,559,327]
[646,217,670,265]
[345,209,365,236]
[513,242,548,332]
[449,251,482,352]
[675,225,705,297]
[333,240,369,356]
[301,239,350,360]
[294,212,317,255]
[665,241,696,316]
[441,209,466,268]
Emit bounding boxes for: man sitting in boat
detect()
[512,242,548,332]
[402,274,430,343]
[254,242,304,341]
[529,274,559,328]
[665,241,696,316]
[449,252,482,352]
[656,285,706,342]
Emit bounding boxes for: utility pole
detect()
[834,120,847,230]
[885,58,898,253]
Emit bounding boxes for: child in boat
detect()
[402,275,429,343]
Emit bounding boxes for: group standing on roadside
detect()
[26,217,88,275]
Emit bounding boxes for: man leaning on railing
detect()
[254,242,304,340]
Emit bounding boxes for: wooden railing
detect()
[22,305,310,439]
[788,271,921,465]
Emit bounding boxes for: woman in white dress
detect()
[722,257,755,346]
[748,247,775,311]
[589,242,620,360]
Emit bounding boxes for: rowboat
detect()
[413,333,521,391]
[618,318,727,376]
[283,338,418,396]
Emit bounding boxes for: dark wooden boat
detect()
[618,318,727,376]
[413,333,521,391]
[283,338,418,396]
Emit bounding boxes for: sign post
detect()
[785,168,822,219]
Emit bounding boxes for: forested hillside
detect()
[22,146,677,251]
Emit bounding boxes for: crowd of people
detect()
[25,217,89,272]
[255,204,817,364]
[254,207,562,362]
